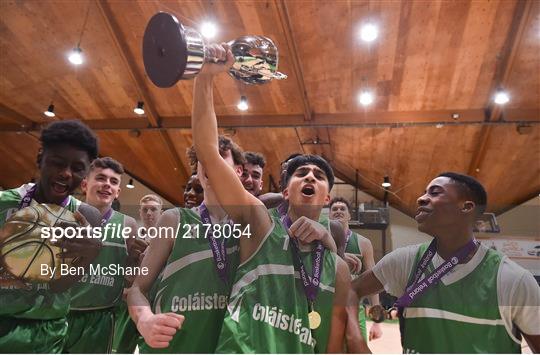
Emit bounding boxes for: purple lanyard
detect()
[395,238,477,308]
[345,229,352,250]
[280,213,325,304]
[101,208,113,227]
[19,185,69,210]
[199,204,229,284]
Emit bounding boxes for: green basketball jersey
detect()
[139,207,240,353]
[216,214,337,353]
[69,211,128,310]
[345,231,362,256]
[402,242,521,353]
[0,183,80,320]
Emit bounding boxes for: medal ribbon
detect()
[280,213,324,306]
[19,184,69,210]
[395,238,477,309]
[344,229,352,250]
[100,208,113,227]
[199,203,228,284]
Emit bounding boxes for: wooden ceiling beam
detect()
[0,104,38,129]
[1,109,538,132]
[96,0,189,183]
[468,0,533,176]
[275,0,312,121]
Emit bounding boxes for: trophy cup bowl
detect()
[143,12,287,88]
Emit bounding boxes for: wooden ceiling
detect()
[0,0,539,217]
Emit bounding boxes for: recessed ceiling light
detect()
[436,124,444,129]
[360,23,378,42]
[494,91,510,105]
[68,46,84,65]
[200,22,218,39]
[358,91,374,106]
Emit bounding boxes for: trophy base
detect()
[143,12,204,88]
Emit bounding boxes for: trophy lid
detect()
[143,12,187,88]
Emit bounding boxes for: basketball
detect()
[0,203,78,282]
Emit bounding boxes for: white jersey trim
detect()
[404,307,506,326]
[161,245,239,282]
[230,263,335,300]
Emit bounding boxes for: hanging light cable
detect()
[68,1,92,65]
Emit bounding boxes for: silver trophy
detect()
[143,12,287,88]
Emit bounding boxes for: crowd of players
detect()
[0,43,538,354]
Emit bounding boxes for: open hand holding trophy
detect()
[143,12,287,87]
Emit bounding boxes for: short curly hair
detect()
[40,120,98,161]
[329,197,352,211]
[187,135,245,171]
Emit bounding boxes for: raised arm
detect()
[191,43,272,260]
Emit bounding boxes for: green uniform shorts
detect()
[64,309,114,353]
[0,317,68,353]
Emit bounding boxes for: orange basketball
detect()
[0,203,78,282]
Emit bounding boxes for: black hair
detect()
[244,151,266,169]
[329,197,352,211]
[285,155,334,190]
[282,153,302,165]
[90,157,124,175]
[437,172,487,215]
[40,120,98,161]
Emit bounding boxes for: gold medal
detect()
[308,310,321,329]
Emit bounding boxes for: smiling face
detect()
[415,176,476,236]
[330,201,351,223]
[37,144,91,205]
[82,167,121,211]
[184,175,204,208]
[283,164,330,208]
[241,163,263,196]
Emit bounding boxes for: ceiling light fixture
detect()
[237,96,248,111]
[44,104,55,118]
[126,178,135,189]
[381,176,391,188]
[68,2,91,66]
[200,22,218,39]
[494,90,510,105]
[68,46,84,65]
[360,23,378,42]
[359,91,374,106]
[134,101,145,115]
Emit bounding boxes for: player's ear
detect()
[283,188,290,200]
[324,194,331,205]
[235,165,243,177]
[80,178,88,193]
[461,201,475,214]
